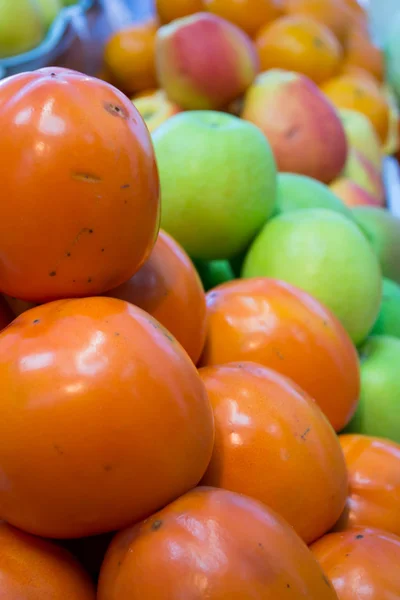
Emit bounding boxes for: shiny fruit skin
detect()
[334,434,400,538]
[0,67,160,302]
[104,20,158,95]
[0,520,95,599]
[255,16,342,85]
[322,75,389,143]
[0,297,214,539]
[156,0,204,23]
[311,528,400,600]
[201,278,360,432]
[98,486,339,599]
[199,362,348,544]
[204,0,284,38]
[106,229,207,364]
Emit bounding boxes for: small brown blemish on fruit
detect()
[120,183,130,189]
[66,252,71,257]
[104,102,128,119]
[356,534,364,539]
[286,125,300,139]
[49,271,57,277]
[87,277,92,283]
[103,464,112,472]
[53,444,64,455]
[300,427,311,441]
[33,319,40,324]
[101,248,105,252]
[151,520,163,531]
[72,172,102,183]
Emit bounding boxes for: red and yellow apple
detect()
[155,12,259,110]
[241,69,347,184]
[132,89,182,132]
[330,177,383,208]
[342,148,385,205]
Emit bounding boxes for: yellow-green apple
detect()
[330,177,383,208]
[155,12,259,110]
[242,208,382,344]
[370,278,400,338]
[345,335,400,442]
[0,0,45,58]
[342,148,385,205]
[338,108,382,172]
[241,69,348,184]
[132,90,182,133]
[352,206,400,284]
[275,173,354,220]
[153,110,276,260]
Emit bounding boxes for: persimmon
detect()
[98,487,339,599]
[204,0,284,38]
[322,75,390,143]
[0,520,95,599]
[155,0,204,23]
[199,362,348,544]
[106,230,206,364]
[284,0,351,43]
[200,278,360,432]
[334,435,400,537]
[255,15,342,85]
[104,20,158,95]
[311,528,400,599]
[343,26,384,84]
[0,297,214,539]
[0,67,160,302]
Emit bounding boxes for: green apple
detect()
[352,206,400,284]
[338,108,382,172]
[36,0,62,29]
[193,259,234,291]
[275,173,354,220]
[0,0,45,58]
[152,110,277,260]
[345,335,400,442]
[370,278,400,338]
[242,208,382,345]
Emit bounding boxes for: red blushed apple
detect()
[132,90,182,133]
[330,178,383,208]
[241,69,348,184]
[342,148,386,206]
[155,12,260,110]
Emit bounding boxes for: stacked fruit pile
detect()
[0,0,400,598]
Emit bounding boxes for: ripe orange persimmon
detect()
[204,0,283,38]
[155,0,204,23]
[200,278,360,432]
[255,15,342,85]
[0,297,214,539]
[322,74,390,143]
[343,26,385,84]
[311,528,400,599]
[334,435,400,537]
[98,487,339,599]
[284,0,351,43]
[0,520,95,599]
[199,362,348,544]
[104,20,158,95]
[0,67,160,302]
[106,229,207,364]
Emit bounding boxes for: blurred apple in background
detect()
[0,0,45,58]
[155,12,259,110]
[242,208,382,345]
[133,90,182,133]
[330,178,383,208]
[342,148,385,205]
[338,108,382,172]
[352,206,400,284]
[36,0,62,29]
[152,110,277,260]
[241,69,348,184]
